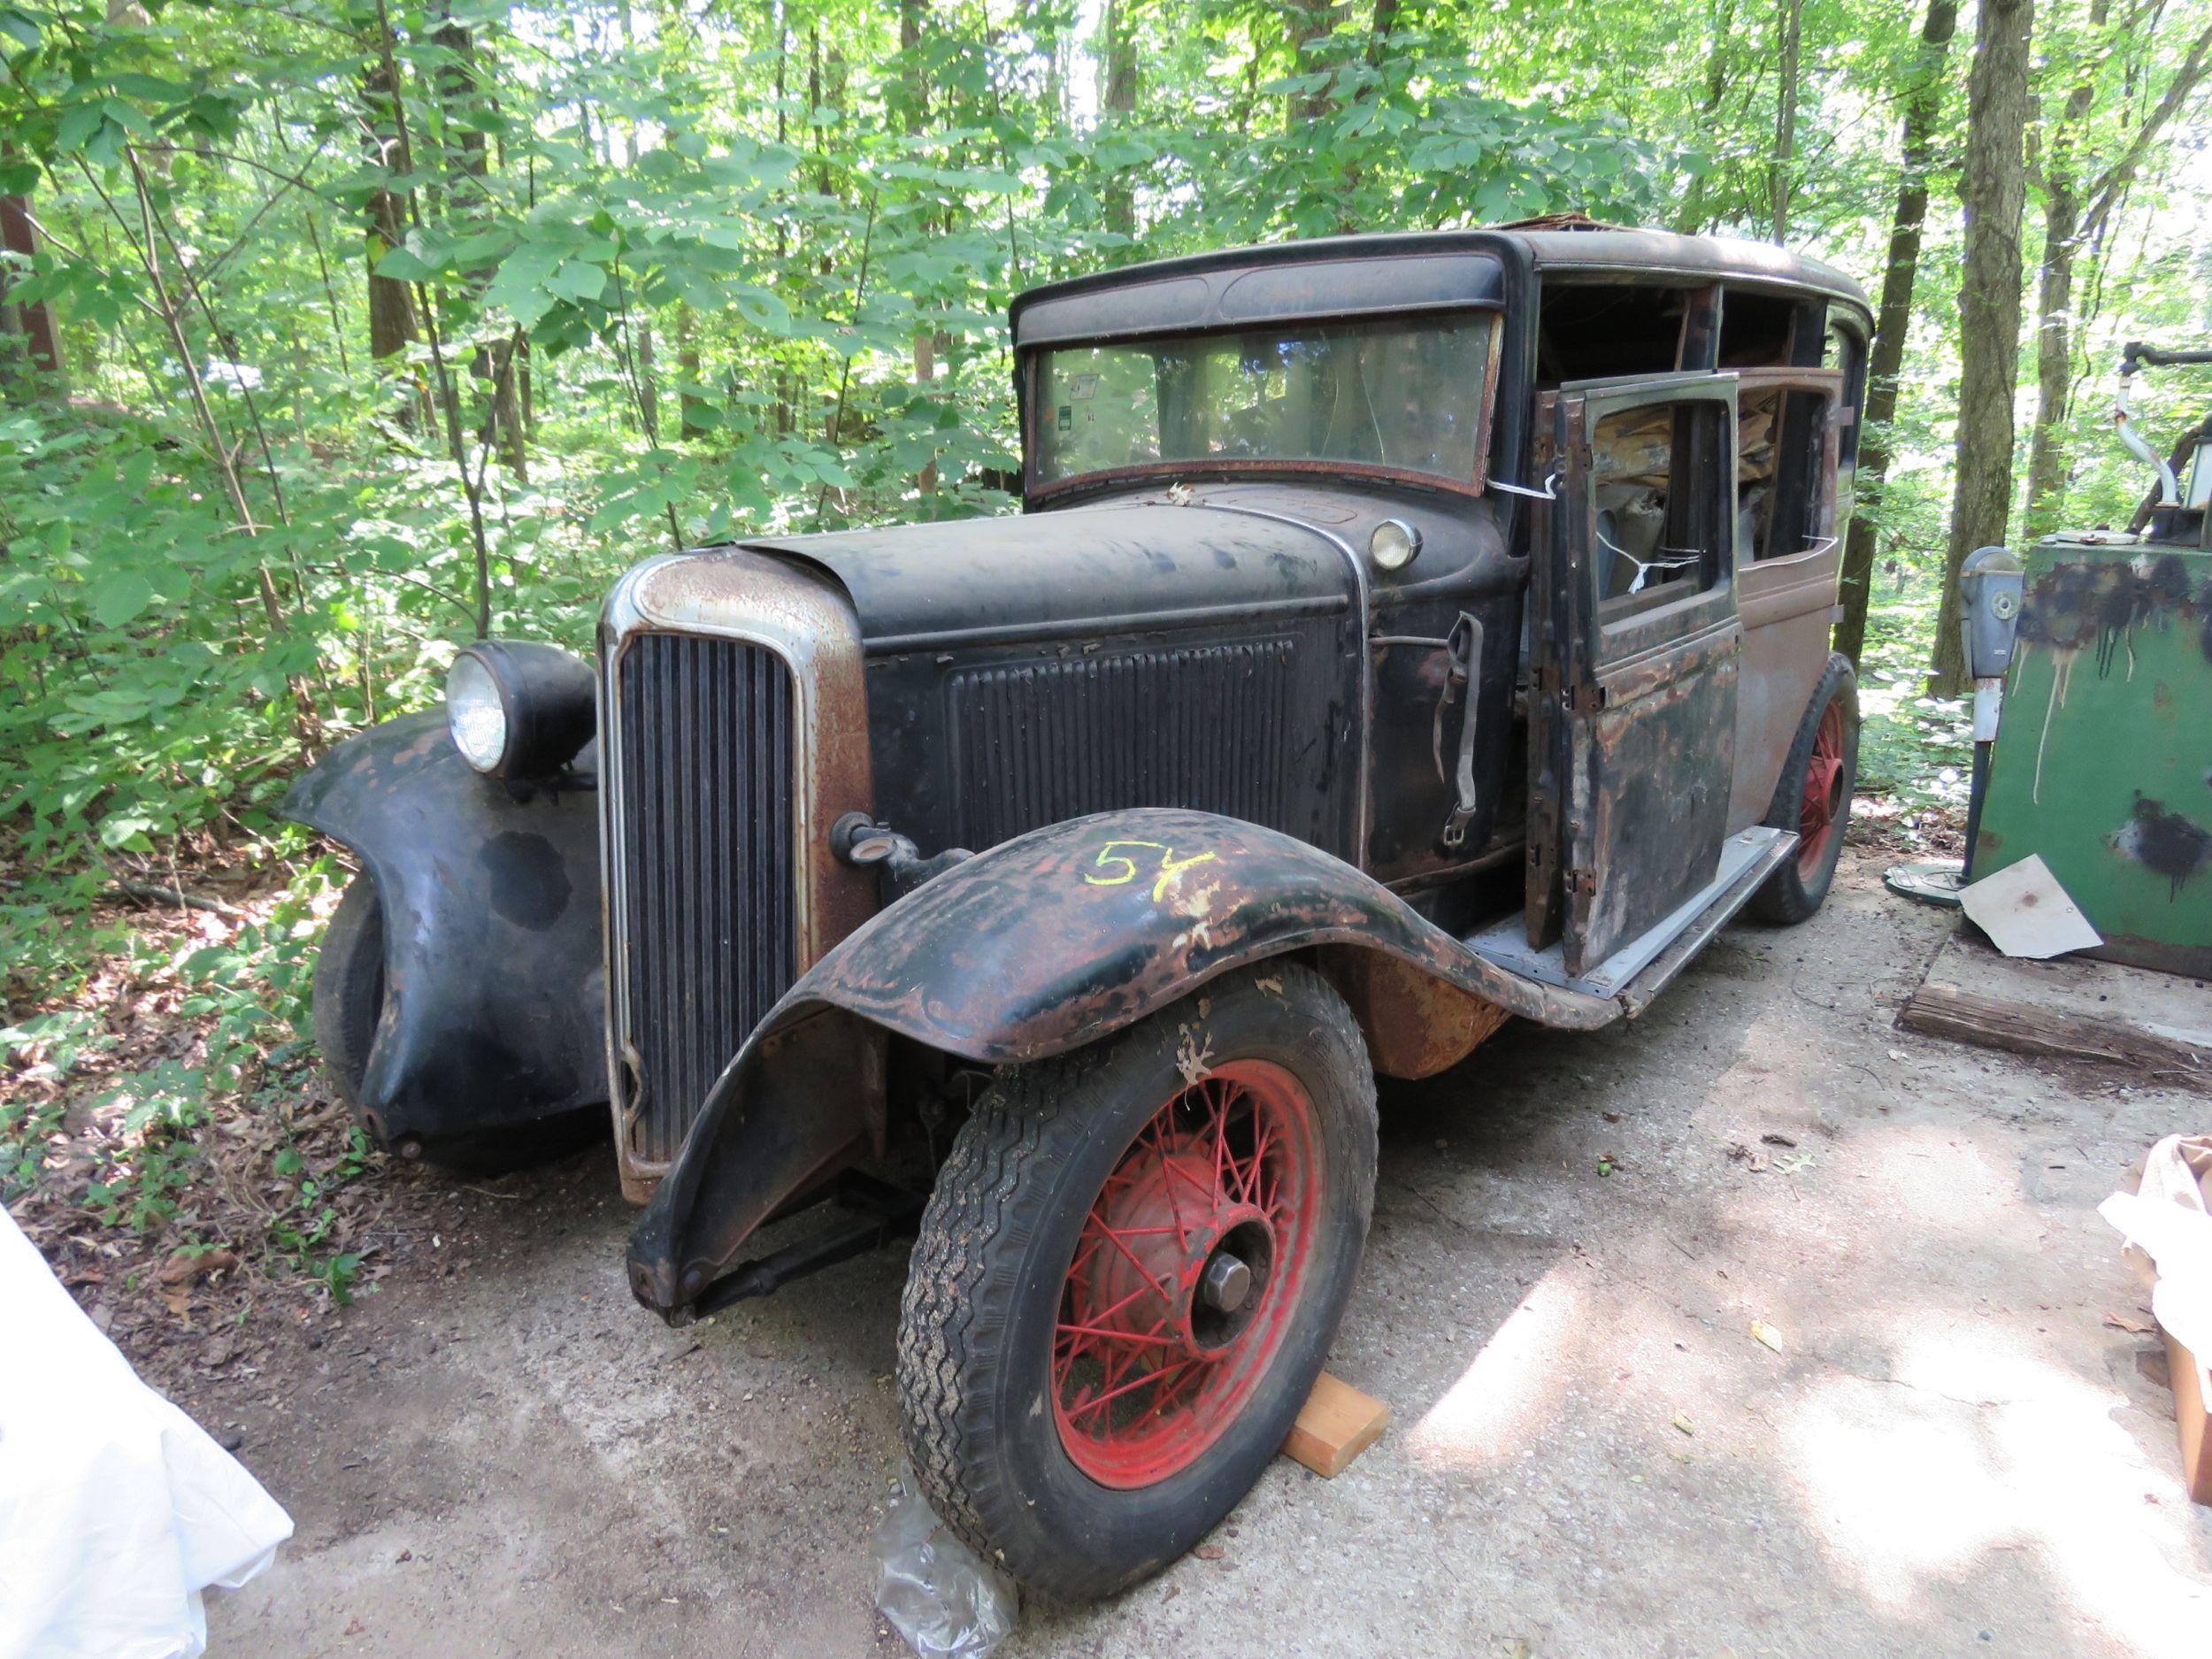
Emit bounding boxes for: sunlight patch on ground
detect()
[1404,1269,1585,1471]
[1786,1317,2212,1656]
[1850,1127,2019,1236]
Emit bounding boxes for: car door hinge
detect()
[1567,684,1608,714]
[1563,869,1596,896]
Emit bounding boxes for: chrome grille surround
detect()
[598,549,875,1200]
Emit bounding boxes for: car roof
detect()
[1009,226,1871,349]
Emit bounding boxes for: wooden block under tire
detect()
[1281,1371,1389,1477]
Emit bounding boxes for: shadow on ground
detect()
[205,853,2212,1658]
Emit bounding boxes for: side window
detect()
[1822,316,1866,466]
[1590,398,1732,620]
[1739,386,1833,560]
[1536,283,1700,383]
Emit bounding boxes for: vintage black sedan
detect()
[287,222,1870,1597]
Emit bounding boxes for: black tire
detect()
[1749,651,1860,925]
[896,962,1378,1601]
[312,874,386,1109]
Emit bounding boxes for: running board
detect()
[1463,826,1798,1012]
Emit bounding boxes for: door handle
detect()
[1435,611,1486,849]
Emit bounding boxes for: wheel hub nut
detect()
[1200,1251,1252,1313]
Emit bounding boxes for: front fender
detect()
[282,710,607,1148]
[627,806,1616,1314]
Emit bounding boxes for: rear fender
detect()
[282,710,606,1148]
[626,806,1615,1315]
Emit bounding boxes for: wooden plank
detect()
[1281,1371,1389,1478]
[1898,928,2212,1090]
[2162,1326,2212,1506]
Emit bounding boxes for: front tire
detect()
[896,962,1378,1601]
[1750,652,1860,925]
[312,874,386,1110]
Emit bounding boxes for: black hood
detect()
[741,500,1359,655]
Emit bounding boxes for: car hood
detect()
[739,498,1361,654]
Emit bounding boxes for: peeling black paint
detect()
[2020,555,2212,678]
[2112,791,2212,900]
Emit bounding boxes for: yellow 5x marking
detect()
[1083,840,1220,901]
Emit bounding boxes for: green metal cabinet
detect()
[1972,532,2212,979]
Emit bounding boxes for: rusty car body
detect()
[288,223,1871,1594]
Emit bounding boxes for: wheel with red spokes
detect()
[897,963,1377,1600]
[1752,652,1860,925]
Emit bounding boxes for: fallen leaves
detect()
[1749,1319,1784,1354]
[2105,1311,2157,1336]
[157,1247,238,1286]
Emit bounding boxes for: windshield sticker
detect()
[1056,403,1072,433]
[1068,373,1101,402]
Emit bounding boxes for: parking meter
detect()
[1958,546,2026,690]
[1957,545,2026,877]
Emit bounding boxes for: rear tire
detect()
[312,875,386,1110]
[1750,652,1859,925]
[896,962,1377,1601]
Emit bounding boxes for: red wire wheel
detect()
[1796,696,1848,875]
[1051,1059,1319,1488]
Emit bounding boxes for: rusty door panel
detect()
[1569,630,1740,968]
[1728,368,1846,828]
[1538,373,1744,975]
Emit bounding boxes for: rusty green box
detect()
[1972,533,2212,980]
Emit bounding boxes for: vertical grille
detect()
[948,639,1300,849]
[612,634,797,1166]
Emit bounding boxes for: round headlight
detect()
[1369,518,1423,572]
[446,650,509,773]
[445,641,596,780]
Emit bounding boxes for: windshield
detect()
[1032,313,1496,488]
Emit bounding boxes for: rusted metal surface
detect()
[758,500,1365,868]
[280,710,607,1153]
[1008,228,1868,353]
[626,806,1619,1317]
[774,807,1617,1059]
[626,1008,886,1314]
[1539,375,1744,974]
[1318,945,1513,1079]
[598,549,876,1198]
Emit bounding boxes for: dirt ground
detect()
[195,849,2212,1658]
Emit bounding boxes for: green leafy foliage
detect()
[0,0,2208,1290]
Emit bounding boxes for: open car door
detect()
[1526,373,1744,978]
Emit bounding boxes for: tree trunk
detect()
[1833,0,1959,667]
[359,45,420,398]
[1769,0,1804,242]
[1100,0,1140,238]
[1932,0,2035,696]
[1286,0,1341,127]
[1672,0,1736,234]
[2024,11,2212,536]
[0,176,65,396]
[897,0,927,131]
[2021,122,2089,541]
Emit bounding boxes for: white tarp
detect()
[0,1209,292,1659]
[2101,1133,2212,1370]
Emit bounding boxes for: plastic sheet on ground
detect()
[0,1208,293,1659]
[872,1471,1016,1659]
[2101,1133,2212,1365]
